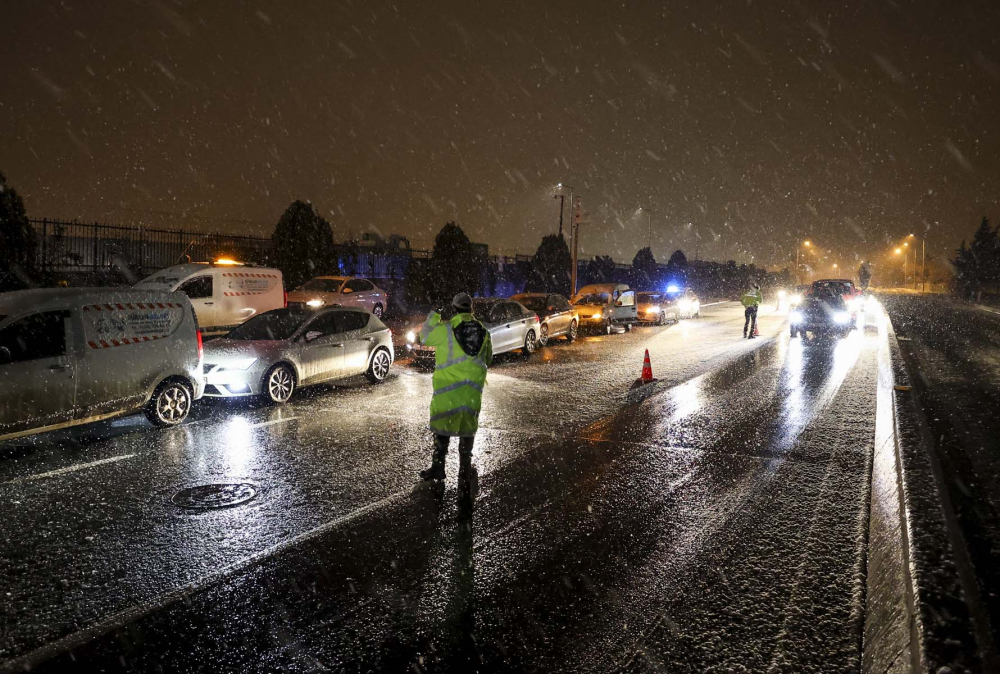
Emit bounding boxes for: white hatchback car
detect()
[287,276,388,318]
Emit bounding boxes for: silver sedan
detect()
[203,306,394,403]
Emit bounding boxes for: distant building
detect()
[352,232,411,251]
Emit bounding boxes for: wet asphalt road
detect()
[0,302,882,672]
[878,293,1000,648]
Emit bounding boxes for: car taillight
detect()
[196,329,204,362]
[283,287,288,307]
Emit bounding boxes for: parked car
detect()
[203,306,393,403]
[406,299,540,360]
[287,276,388,318]
[571,283,638,334]
[789,292,853,339]
[509,293,578,345]
[135,261,285,334]
[0,288,204,441]
[636,291,676,325]
[636,288,701,324]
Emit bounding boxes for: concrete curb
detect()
[863,309,982,673]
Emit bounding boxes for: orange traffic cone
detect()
[753,323,760,337]
[631,349,658,389]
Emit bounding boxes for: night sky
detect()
[2,0,998,270]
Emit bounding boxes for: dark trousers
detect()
[743,306,758,336]
[433,434,475,461]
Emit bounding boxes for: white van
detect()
[0,288,204,442]
[135,262,285,334]
[571,283,638,333]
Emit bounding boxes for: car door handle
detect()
[49,364,68,371]
[203,302,214,306]
[364,336,374,341]
[329,343,344,348]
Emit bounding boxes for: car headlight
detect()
[219,357,258,371]
[678,300,692,311]
[646,306,660,314]
[778,290,787,299]
[789,310,804,324]
[834,311,851,324]
[306,299,325,307]
[406,330,416,344]
[592,311,602,319]
[791,294,802,305]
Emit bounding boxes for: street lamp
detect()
[796,240,812,284]
[638,207,653,249]
[894,247,906,287]
[909,233,925,291]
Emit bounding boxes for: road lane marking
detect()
[2,454,136,486]
[249,417,299,429]
[0,486,413,673]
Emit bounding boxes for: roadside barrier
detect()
[863,301,984,673]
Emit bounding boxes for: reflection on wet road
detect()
[0,303,881,672]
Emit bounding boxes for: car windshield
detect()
[226,309,307,341]
[574,293,610,305]
[134,273,182,290]
[517,297,547,312]
[637,293,662,302]
[298,278,343,293]
[472,301,500,321]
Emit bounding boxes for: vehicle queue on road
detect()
[1,258,706,443]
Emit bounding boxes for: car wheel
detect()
[624,322,632,332]
[604,320,613,335]
[366,348,391,383]
[146,380,192,427]
[372,303,384,319]
[566,320,578,342]
[523,330,538,355]
[264,364,295,404]
[539,323,549,347]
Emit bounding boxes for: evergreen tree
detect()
[631,247,658,289]
[585,255,617,286]
[953,216,1000,297]
[427,222,479,307]
[0,172,37,290]
[526,233,572,294]
[270,201,336,290]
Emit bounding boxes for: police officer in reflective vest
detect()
[418,293,493,497]
[741,283,762,339]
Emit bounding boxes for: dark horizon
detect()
[2,0,999,271]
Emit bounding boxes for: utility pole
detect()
[571,196,582,296]
[555,195,565,237]
[921,238,926,292]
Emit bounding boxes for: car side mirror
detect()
[615,300,623,307]
[304,331,323,342]
[341,287,353,294]
[0,346,10,365]
[547,304,556,311]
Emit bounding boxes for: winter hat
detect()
[452,292,473,312]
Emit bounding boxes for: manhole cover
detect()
[172,483,258,509]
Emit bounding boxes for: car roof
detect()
[0,288,187,318]
[511,293,547,298]
[311,276,349,281]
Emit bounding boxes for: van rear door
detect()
[0,310,76,437]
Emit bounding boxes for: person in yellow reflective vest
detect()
[417,293,493,499]
[741,283,763,339]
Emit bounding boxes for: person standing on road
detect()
[417,292,493,502]
[741,283,762,339]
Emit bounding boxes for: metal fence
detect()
[32,219,273,276]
